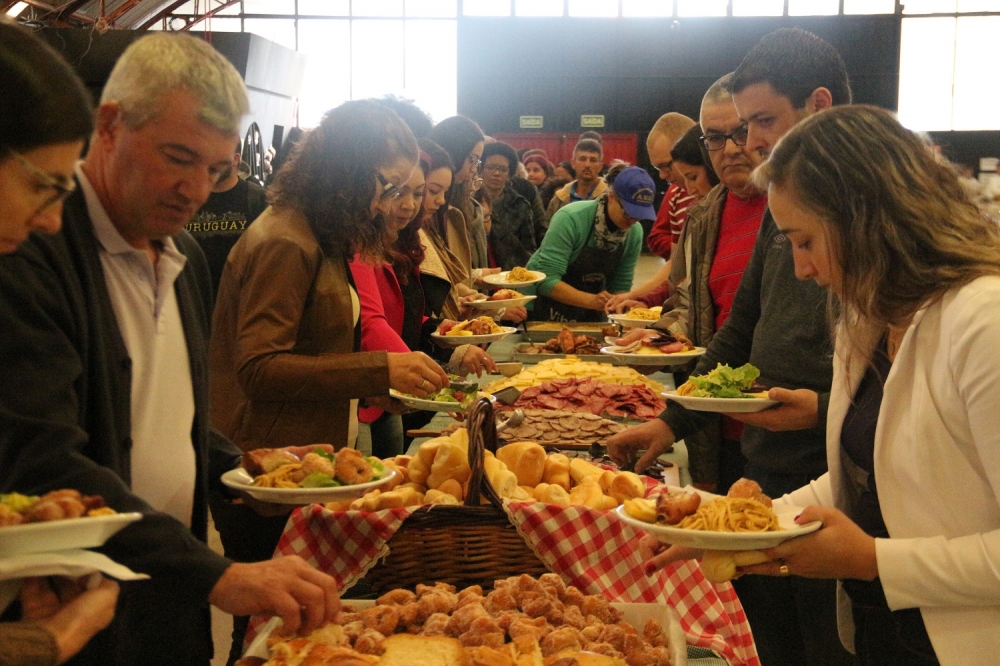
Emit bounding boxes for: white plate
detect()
[468,295,537,310]
[599,346,706,366]
[430,326,517,346]
[0,513,144,558]
[616,493,821,551]
[607,313,660,328]
[388,388,492,413]
[481,270,546,288]
[220,468,397,505]
[663,391,778,413]
[244,601,687,666]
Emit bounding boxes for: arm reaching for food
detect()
[606,418,677,473]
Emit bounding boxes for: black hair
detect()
[428,115,485,175]
[557,160,576,178]
[0,23,93,153]
[671,126,720,187]
[573,138,603,158]
[730,28,852,108]
[579,130,603,144]
[378,94,434,139]
[481,141,519,179]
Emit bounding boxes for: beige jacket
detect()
[544,178,608,223]
[210,206,389,452]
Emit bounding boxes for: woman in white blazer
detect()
[644,106,1000,665]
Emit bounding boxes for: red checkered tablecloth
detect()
[244,493,759,666]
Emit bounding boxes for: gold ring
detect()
[778,564,790,577]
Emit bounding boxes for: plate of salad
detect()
[221,448,396,504]
[389,378,490,414]
[663,363,778,413]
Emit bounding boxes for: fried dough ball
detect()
[353,629,386,655]
[458,616,505,649]
[520,593,555,619]
[341,621,365,642]
[580,624,604,643]
[416,582,457,596]
[492,610,521,633]
[484,587,517,614]
[417,591,458,623]
[642,618,669,648]
[359,604,399,635]
[508,615,550,642]
[377,589,416,606]
[625,646,671,666]
[562,586,585,609]
[335,448,374,484]
[420,612,451,636]
[598,624,628,653]
[540,626,583,657]
[585,642,624,658]
[396,601,419,628]
[580,595,614,624]
[728,477,771,508]
[457,585,485,608]
[446,601,490,636]
[561,604,586,630]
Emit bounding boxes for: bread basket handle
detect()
[464,397,504,509]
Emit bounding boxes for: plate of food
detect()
[618,479,821,551]
[467,288,537,310]
[481,266,545,288]
[608,306,662,328]
[0,490,142,557]
[663,362,778,412]
[221,448,397,505]
[430,317,517,345]
[600,330,705,366]
[389,383,491,413]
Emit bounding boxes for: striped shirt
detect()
[646,184,698,259]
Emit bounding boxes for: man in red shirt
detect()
[645,112,697,260]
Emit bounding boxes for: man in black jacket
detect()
[0,33,338,665]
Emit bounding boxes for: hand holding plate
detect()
[723,387,819,430]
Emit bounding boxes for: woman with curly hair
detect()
[210,100,448,454]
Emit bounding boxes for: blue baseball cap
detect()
[612,166,657,221]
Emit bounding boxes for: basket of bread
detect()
[327,398,650,594]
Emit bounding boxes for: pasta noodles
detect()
[507,266,535,282]
[677,497,780,533]
[251,463,302,488]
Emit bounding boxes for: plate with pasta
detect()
[608,307,662,328]
[481,267,545,288]
[221,448,398,505]
[618,482,821,550]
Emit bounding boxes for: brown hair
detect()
[757,105,1000,346]
[269,100,417,259]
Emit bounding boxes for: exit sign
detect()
[520,115,544,129]
[581,115,605,128]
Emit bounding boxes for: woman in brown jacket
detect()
[210,100,449,452]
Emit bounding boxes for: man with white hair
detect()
[0,33,339,665]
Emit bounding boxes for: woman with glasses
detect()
[428,115,490,273]
[210,100,449,456]
[351,144,499,457]
[0,22,122,666]
[480,141,537,271]
[670,125,720,201]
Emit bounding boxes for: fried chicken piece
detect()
[458,616,505,649]
[359,604,399,635]
[508,615,550,642]
[377,588,416,606]
[420,612,451,636]
[556,328,576,354]
[457,585,485,609]
[642,618,669,648]
[727,477,772,508]
[484,587,518,614]
[598,624,628,653]
[540,626,583,657]
[416,582,457,597]
[446,601,490,636]
[353,629,386,655]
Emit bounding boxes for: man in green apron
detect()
[528,165,655,322]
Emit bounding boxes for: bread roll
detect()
[530,483,570,507]
[609,472,645,503]
[598,494,619,510]
[569,458,602,485]
[375,490,405,510]
[511,485,534,501]
[597,470,616,493]
[380,460,406,489]
[542,454,571,491]
[425,489,461,505]
[378,633,467,666]
[491,469,519,499]
[496,442,547,487]
[568,482,604,509]
[438,478,464,502]
[701,550,771,583]
[427,442,471,489]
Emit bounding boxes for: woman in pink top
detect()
[351,145,497,457]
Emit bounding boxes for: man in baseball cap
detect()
[610,166,658,222]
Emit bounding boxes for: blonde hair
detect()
[756,105,1000,343]
[101,33,248,134]
[646,112,695,153]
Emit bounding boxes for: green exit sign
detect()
[520,115,544,129]
[581,115,605,128]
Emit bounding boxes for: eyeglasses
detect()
[700,127,749,151]
[10,149,76,212]
[482,164,509,176]
[466,154,482,171]
[376,171,402,202]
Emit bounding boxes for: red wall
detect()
[492,132,638,168]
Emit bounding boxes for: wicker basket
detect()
[363,398,549,593]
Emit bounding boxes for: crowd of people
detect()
[0,17,997,666]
